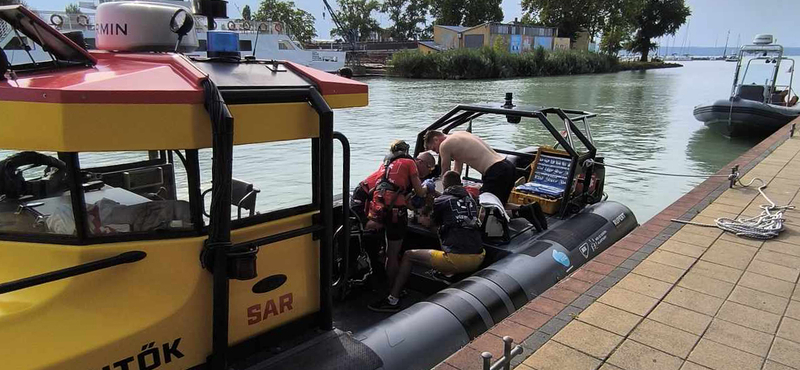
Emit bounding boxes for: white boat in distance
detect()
[0,1,346,72]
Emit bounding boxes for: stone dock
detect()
[436,121,800,370]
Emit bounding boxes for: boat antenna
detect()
[252,22,260,57]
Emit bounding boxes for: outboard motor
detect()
[95,1,199,52]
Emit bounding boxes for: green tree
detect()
[381,0,430,40]
[254,0,317,43]
[331,0,381,42]
[598,0,637,54]
[521,0,589,40]
[65,3,81,14]
[430,0,501,26]
[430,0,463,26]
[600,24,631,55]
[626,0,690,61]
[242,5,252,21]
[462,0,502,27]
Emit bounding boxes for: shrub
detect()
[390,47,623,79]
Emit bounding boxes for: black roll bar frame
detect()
[203,84,337,369]
[413,102,598,218]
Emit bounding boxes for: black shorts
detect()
[480,159,517,205]
[384,208,408,241]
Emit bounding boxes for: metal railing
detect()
[480,336,524,370]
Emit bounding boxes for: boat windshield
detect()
[740,59,777,86]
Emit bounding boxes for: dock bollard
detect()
[792,123,796,137]
[729,165,739,188]
[480,336,525,370]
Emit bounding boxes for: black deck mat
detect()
[247,331,383,370]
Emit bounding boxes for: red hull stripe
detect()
[284,61,368,96]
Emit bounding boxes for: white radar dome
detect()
[96,1,199,52]
[753,34,774,45]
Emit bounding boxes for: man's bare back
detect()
[439,131,505,174]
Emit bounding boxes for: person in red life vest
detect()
[368,170,485,312]
[349,140,431,291]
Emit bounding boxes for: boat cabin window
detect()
[4,36,31,50]
[199,140,315,227]
[76,151,195,237]
[278,40,295,50]
[0,151,75,236]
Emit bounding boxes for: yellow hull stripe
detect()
[0,92,365,152]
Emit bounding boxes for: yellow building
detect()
[420,22,558,54]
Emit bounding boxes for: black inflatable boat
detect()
[247,97,637,370]
[694,36,799,137]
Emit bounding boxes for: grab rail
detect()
[333,131,351,301]
[0,251,146,295]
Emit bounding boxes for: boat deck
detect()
[437,120,800,370]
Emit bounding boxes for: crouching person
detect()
[369,171,485,313]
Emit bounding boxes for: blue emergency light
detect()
[207,31,240,57]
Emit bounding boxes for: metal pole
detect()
[502,336,512,370]
[482,352,493,370]
[309,89,334,330]
[333,132,351,301]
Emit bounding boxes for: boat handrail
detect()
[0,251,146,295]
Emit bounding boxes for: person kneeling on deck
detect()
[351,140,430,289]
[424,130,546,230]
[369,171,485,313]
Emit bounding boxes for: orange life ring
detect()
[274,22,282,34]
[227,20,236,30]
[241,21,251,30]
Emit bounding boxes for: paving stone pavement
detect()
[435,122,800,370]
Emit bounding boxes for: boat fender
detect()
[77,14,90,26]
[274,22,282,33]
[227,20,236,30]
[50,14,64,28]
[258,22,268,32]
[241,21,251,30]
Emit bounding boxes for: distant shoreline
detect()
[387,48,683,80]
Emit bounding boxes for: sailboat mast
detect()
[722,30,730,57]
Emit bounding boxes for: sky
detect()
[26,0,800,46]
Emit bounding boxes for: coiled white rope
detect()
[671,178,795,239]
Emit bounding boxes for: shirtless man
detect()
[424,130,545,229]
[424,130,517,205]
